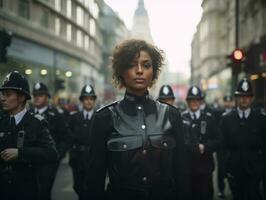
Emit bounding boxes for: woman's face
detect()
[122,50,153,96]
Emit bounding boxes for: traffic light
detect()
[0,30,12,62]
[231,48,245,63]
[55,78,65,91]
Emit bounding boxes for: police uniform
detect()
[30,82,71,200]
[220,79,266,200]
[68,84,97,200]
[157,85,175,102]
[0,71,58,200]
[182,86,220,200]
[86,91,187,200]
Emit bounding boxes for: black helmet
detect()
[158,85,175,100]
[186,86,203,100]
[0,71,31,100]
[223,95,233,102]
[234,78,253,96]
[79,84,97,101]
[32,82,51,98]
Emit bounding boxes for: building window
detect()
[41,9,49,28]
[66,24,72,41]
[76,6,84,26]
[89,18,96,36]
[18,0,30,19]
[77,30,83,48]
[84,35,90,50]
[55,0,61,11]
[89,0,99,19]
[55,17,60,35]
[67,0,72,18]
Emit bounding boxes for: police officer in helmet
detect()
[31,82,71,200]
[157,84,175,106]
[182,85,219,200]
[220,78,266,200]
[0,71,57,200]
[68,84,97,200]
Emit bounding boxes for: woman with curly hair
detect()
[86,39,187,200]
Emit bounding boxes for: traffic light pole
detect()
[231,0,239,96]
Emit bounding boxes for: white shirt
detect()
[35,106,48,115]
[189,109,201,120]
[237,107,251,119]
[11,108,27,125]
[83,110,93,120]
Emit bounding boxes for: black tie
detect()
[85,113,89,121]
[193,113,197,120]
[10,116,16,128]
[242,111,246,119]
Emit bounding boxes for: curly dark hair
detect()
[111,39,164,88]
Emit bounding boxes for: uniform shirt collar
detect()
[35,106,48,114]
[124,90,150,104]
[189,109,201,120]
[83,109,93,120]
[11,108,27,125]
[237,107,251,118]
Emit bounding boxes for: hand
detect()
[199,144,204,154]
[0,148,18,162]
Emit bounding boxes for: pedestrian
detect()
[220,78,266,200]
[157,84,176,106]
[30,82,71,200]
[86,39,187,200]
[181,85,220,200]
[0,71,58,200]
[68,84,97,200]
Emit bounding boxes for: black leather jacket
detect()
[86,91,187,200]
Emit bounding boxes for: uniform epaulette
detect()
[56,107,64,114]
[181,110,189,115]
[206,112,212,117]
[48,111,55,116]
[70,110,78,115]
[34,114,45,121]
[96,101,118,113]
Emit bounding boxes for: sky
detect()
[104,0,203,76]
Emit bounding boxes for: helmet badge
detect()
[85,85,92,93]
[192,87,198,95]
[162,86,169,95]
[35,83,41,90]
[241,81,249,92]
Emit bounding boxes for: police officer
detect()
[30,82,71,200]
[0,71,58,200]
[157,84,175,106]
[220,78,266,200]
[216,94,234,198]
[68,84,97,200]
[86,39,187,200]
[182,85,220,200]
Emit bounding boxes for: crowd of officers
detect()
[0,70,266,200]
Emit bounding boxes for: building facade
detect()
[191,0,266,105]
[0,0,104,103]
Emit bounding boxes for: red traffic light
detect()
[232,49,244,61]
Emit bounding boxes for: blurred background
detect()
[0,0,265,107]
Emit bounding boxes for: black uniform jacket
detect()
[29,106,71,159]
[220,108,266,176]
[0,111,58,199]
[86,92,187,199]
[181,110,220,175]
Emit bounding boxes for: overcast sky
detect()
[104,0,202,76]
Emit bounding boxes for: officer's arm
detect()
[86,110,109,198]
[202,116,220,153]
[18,118,58,164]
